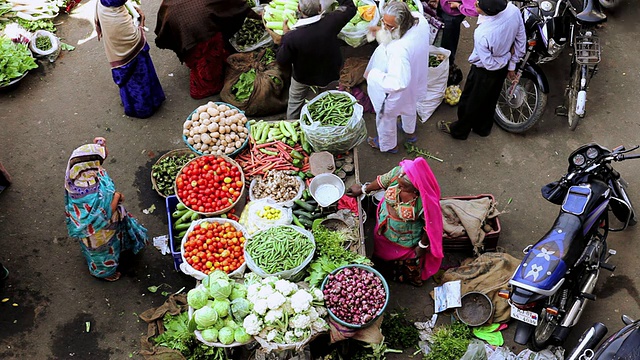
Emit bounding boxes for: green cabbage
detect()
[234,327,251,344]
[230,283,247,300]
[187,288,209,310]
[231,298,252,322]
[212,298,231,318]
[224,318,239,330]
[194,306,219,328]
[201,328,219,343]
[218,327,235,345]
[208,279,233,300]
[213,318,226,330]
[203,270,229,289]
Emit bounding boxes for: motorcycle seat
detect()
[511,213,583,292]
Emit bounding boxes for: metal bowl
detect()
[456,292,494,327]
[309,173,345,207]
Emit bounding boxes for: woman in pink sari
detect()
[348,157,443,286]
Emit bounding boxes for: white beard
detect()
[374,27,401,46]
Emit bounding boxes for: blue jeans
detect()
[437,9,465,66]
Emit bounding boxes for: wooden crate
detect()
[442,194,501,253]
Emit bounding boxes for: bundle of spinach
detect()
[305,224,370,287]
[424,321,471,360]
[154,312,227,360]
[380,309,420,350]
[231,69,256,102]
[261,48,276,65]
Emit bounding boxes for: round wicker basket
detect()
[150,148,197,198]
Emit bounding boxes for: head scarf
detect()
[65,144,107,198]
[477,0,507,16]
[64,144,115,239]
[399,157,444,280]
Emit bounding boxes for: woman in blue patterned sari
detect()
[95,0,165,118]
[64,138,148,281]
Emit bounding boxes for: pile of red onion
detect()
[323,266,387,325]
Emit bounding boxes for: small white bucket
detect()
[309,173,345,207]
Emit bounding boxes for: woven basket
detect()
[150,148,197,198]
[174,154,245,216]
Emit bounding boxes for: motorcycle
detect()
[499,143,639,350]
[493,0,607,133]
[565,315,640,360]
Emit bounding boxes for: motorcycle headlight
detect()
[547,38,563,57]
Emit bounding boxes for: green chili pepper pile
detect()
[303,93,356,126]
[246,225,314,274]
[35,36,52,51]
[152,152,197,196]
[231,68,256,102]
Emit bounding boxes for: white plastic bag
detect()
[460,339,488,360]
[299,90,366,153]
[240,199,293,234]
[179,218,248,280]
[338,0,381,48]
[229,13,274,53]
[243,225,315,279]
[417,46,450,122]
[248,175,305,208]
[30,30,60,62]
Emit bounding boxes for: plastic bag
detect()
[243,225,315,279]
[417,46,450,122]
[299,90,366,154]
[229,14,274,53]
[338,0,381,48]
[30,30,60,62]
[460,339,488,360]
[179,218,248,280]
[240,199,293,234]
[248,175,305,208]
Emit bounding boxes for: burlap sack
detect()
[220,48,290,116]
[339,57,369,91]
[139,294,189,360]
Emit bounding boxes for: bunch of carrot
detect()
[235,137,311,178]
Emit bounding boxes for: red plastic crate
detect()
[441,194,501,253]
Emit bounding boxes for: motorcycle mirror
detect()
[622,314,635,325]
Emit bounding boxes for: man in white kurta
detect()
[365,2,430,153]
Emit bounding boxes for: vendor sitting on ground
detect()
[64,137,149,281]
[154,0,261,99]
[347,157,443,286]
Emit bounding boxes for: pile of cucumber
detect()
[291,190,323,229]
[171,202,202,250]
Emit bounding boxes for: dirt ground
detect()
[1,0,639,359]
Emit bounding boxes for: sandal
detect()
[437,120,452,135]
[405,134,418,143]
[367,136,398,154]
[103,271,121,282]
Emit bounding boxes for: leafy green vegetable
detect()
[261,47,276,65]
[0,38,37,86]
[380,309,420,349]
[231,69,256,102]
[424,321,471,360]
[305,225,371,287]
[17,18,56,32]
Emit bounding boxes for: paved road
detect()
[0,0,638,358]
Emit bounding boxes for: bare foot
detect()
[103,272,121,282]
[94,137,106,146]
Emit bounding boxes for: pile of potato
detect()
[183,102,250,155]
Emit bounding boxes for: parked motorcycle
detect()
[565,315,640,360]
[493,0,607,133]
[499,143,639,350]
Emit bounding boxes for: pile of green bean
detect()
[246,226,314,274]
[304,93,356,126]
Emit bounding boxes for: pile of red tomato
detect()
[176,155,244,214]
[183,220,246,274]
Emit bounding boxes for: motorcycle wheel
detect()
[532,311,559,350]
[567,62,582,131]
[494,75,547,133]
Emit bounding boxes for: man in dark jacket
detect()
[275,0,356,120]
